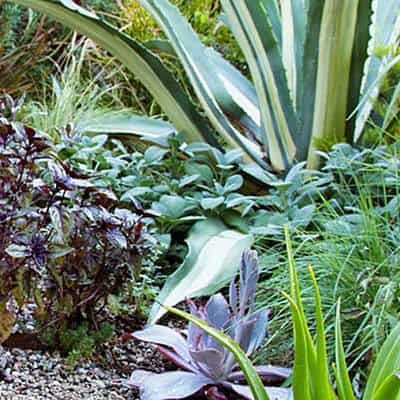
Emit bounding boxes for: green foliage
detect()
[22,35,128,142]
[284,226,400,400]
[122,0,244,69]
[0,2,58,94]
[257,143,400,368]
[45,322,114,367]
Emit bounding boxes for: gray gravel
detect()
[0,339,169,400]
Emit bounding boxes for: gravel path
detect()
[0,339,169,400]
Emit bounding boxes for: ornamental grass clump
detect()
[127,250,291,400]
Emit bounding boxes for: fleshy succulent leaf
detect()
[189,348,226,380]
[241,308,270,355]
[127,370,213,400]
[239,250,260,315]
[131,249,283,399]
[156,346,196,373]
[228,365,291,386]
[205,293,232,331]
[132,325,191,362]
[226,383,293,400]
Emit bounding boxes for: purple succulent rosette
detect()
[126,250,292,400]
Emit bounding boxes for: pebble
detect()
[0,338,171,399]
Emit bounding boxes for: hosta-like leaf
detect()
[80,113,177,147]
[148,219,253,323]
[11,0,217,147]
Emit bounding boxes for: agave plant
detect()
[125,251,291,400]
[8,0,400,173]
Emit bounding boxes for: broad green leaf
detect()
[200,197,225,210]
[309,266,335,399]
[165,306,270,400]
[363,322,400,399]
[141,0,266,168]
[148,218,253,323]
[224,174,244,193]
[282,293,312,400]
[151,195,195,220]
[354,0,400,141]
[334,301,356,400]
[11,0,218,147]
[143,146,169,164]
[80,112,177,147]
[372,373,400,400]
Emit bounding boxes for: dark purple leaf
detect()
[105,228,127,249]
[204,386,227,400]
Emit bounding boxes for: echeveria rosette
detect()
[126,250,292,400]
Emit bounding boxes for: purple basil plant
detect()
[126,250,291,400]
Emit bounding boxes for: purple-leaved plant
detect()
[126,250,291,400]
